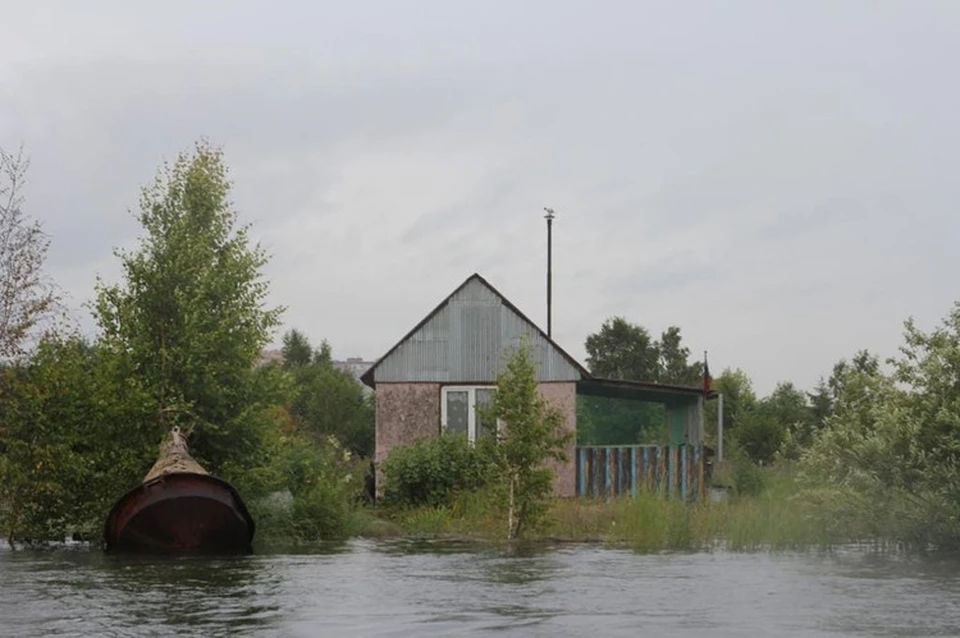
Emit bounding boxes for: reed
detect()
[382,467,882,552]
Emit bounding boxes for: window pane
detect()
[475,388,496,438]
[445,390,469,437]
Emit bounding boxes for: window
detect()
[441,386,500,442]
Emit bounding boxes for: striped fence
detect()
[575,444,706,502]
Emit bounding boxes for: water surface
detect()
[2,539,959,636]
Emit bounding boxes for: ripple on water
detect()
[2,541,960,637]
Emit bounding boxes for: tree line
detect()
[0,141,374,543]
[3,137,960,549]
[579,315,887,467]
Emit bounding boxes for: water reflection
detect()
[4,542,960,637]
[1,549,285,637]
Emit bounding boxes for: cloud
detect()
[2,1,960,395]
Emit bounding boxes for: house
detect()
[361,273,714,500]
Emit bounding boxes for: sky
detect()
[1,1,958,396]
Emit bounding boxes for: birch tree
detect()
[485,345,571,540]
[94,139,284,472]
[0,144,59,359]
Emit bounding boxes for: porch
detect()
[574,378,714,501]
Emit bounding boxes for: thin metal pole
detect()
[717,392,724,464]
[544,207,555,337]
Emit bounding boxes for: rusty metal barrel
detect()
[102,427,255,554]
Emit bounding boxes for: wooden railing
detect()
[575,444,706,502]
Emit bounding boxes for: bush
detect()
[234,431,368,545]
[381,434,495,508]
[732,458,766,497]
[710,441,766,498]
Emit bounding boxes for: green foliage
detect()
[581,318,702,446]
[576,395,666,445]
[703,367,757,449]
[712,369,757,428]
[0,334,156,543]
[734,405,785,465]
[806,350,879,430]
[233,430,368,545]
[390,467,839,552]
[484,344,572,540]
[93,140,284,474]
[281,329,314,368]
[585,317,658,380]
[731,457,766,497]
[657,326,702,386]
[731,382,814,464]
[380,433,495,508]
[279,329,374,458]
[0,143,61,361]
[710,441,766,496]
[584,317,702,384]
[807,379,834,429]
[794,303,960,550]
[893,307,960,470]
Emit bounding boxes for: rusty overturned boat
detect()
[103,427,255,554]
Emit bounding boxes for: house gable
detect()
[362,273,588,386]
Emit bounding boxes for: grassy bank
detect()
[376,466,944,553]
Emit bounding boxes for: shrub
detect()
[732,458,766,497]
[236,431,368,545]
[483,344,572,540]
[381,434,494,508]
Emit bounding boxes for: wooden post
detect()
[698,443,706,502]
[578,447,587,498]
[681,445,688,502]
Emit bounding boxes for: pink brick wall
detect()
[374,383,441,470]
[373,380,578,499]
[538,382,577,498]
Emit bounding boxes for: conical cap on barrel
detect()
[143,426,208,483]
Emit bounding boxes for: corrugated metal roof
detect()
[365,274,587,385]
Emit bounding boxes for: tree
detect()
[656,326,702,385]
[0,144,59,360]
[281,329,314,368]
[576,395,665,446]
[280,329,375,458]
[0,334,156,543]
[893,305,960,469]
[583,318,703,445]
[828,350,879,400]
[483,344,572,540]
[93,140,284,472]
[806,350,881,430]
[734,403,785,465]
[585,317,658,380]
[584,317,702,384]
[703,367,756,451]
[807,378,833,429]
[732,381,814,463]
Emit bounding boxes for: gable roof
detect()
[360,273,590,387]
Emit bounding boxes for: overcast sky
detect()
[2,1,958,395]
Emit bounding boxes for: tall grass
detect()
[382,465,899,552]
[545,478,837,553]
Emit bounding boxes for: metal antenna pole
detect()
[543,207,555,337]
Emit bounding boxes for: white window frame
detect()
[440,385,501,443]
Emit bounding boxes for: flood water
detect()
[2,539,960,637]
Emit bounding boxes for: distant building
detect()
[256,348,373,392]
[333,357,375,385]
[256,349,284,367]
